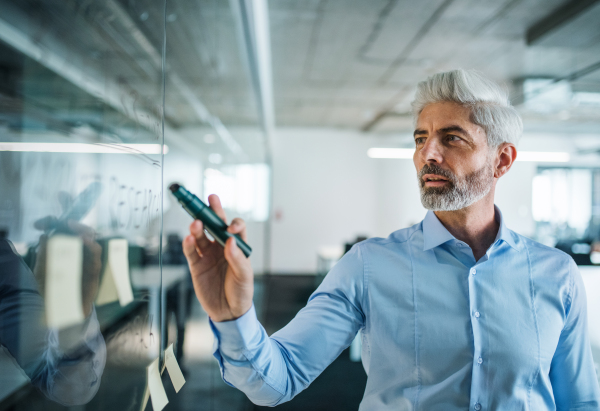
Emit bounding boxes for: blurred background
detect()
[0,0,598,410]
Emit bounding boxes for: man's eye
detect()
[415,137,425,145]
[447,135,461,142]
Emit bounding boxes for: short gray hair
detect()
[412,69,523,147]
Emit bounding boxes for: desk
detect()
[0,265,190,408]
[130,265,189,359]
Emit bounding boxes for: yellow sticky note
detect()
[95,257,119,305]
[164,344,186,393]
[108,239,134,306]
[147,358,168,411]
[45,235,84,329]
[140,385,150,411]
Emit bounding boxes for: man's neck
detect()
[434,195,499,261]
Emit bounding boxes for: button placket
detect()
[468,264,485,409]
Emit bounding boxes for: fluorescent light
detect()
[573,91,600,106]
[367,148,414,159]
[0,142,168,154]
[367,148,570,163]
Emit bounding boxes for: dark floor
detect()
[254,275,368,411]
[1,275,367,411]
[172,274,368,411]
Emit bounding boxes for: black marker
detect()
[169,183,252,258]
[34,181,103,234]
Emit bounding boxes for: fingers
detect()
[227,218,248,242]
[189,220,213,250]
[33,216,57,231]
[182,235,202,266]
[224,237,252,278]
[208,194,227,223]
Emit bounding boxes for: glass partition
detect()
[0,0,268,409]
[0,0,167,409]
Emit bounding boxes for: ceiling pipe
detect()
[230,0,275,138]
[526,0,600,45]
[229,0,275,274]
[102,0,246,159]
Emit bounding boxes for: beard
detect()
[418,161,494,211]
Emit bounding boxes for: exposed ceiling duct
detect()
[526,0,600,47]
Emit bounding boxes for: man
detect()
[182,70,600,410]
[0,207,106,406]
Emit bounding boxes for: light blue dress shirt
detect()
[211,208,600,410]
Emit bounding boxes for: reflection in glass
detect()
[0,0,167,407]
[0,215,106,405]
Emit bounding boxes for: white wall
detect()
[269,127,545,273]
[270,128,380,273]
[374,159,426,238]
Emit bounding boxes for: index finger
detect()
[207,194,228,224]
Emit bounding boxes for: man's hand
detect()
[182,194,254,322]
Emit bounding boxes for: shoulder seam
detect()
[357,243,368,327]
[367,224,422,246]
[566,258,574,313]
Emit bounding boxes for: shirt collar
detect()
[422,205,517,251]
[494,205,518,250]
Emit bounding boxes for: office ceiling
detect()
[0,0,599,140]
[267,0,600,132]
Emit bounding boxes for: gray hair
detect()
[412,69,523,147]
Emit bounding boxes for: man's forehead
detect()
[414,125,471,137]
[417,102,471,124]
[415,102,481,135]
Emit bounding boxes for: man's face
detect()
[413,101,495,211]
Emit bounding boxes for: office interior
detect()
[0,0,599,410]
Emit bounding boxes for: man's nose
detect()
[420,138,444,164]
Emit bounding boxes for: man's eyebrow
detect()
[440,125,472,138]
[413,129,427,137]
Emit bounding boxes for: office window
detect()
[532,168,594,246]
[204,164,270,222]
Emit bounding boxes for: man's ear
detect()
[494,143,517,179]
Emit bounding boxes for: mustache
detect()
[418,164,456,184]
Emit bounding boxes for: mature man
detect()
[183,70,600,410]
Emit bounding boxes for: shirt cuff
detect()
[210,304,260,353]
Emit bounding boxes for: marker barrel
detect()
[170,185,252,258]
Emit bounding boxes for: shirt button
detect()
[477,357,483,365]
[470,268,477,275]
[474,403,482,411]
[474,311,480,318]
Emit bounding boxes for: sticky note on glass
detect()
[147,358,168,411]
[45,235,84,329]
[140,385,150,411]
[95,256,119,306]
[164,344,186,392]
[104,239,133,306]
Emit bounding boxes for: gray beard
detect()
[418,162,494,211]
